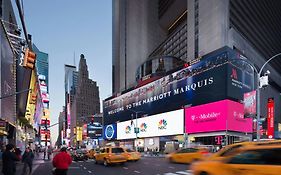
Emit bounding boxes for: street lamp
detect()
[231,53,281,141]
[129,109,146,151]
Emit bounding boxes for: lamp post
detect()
[231,53,281,141]
[129,109,146,151]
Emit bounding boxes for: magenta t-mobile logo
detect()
[215,136,223,145]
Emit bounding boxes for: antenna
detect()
[73,51,76,67]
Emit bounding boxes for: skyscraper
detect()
[112,0,281,93]
[75,54,100,126]
[112,0,281,140]
[64,64,77,146]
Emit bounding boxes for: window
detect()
[228,148,281,165]
[220,144,243,157]
[112,148,124,153]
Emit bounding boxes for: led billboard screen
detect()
[185,100,253,134]
[117,109,184,140]
[104,47,254,125]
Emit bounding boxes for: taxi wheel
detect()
[103,159,109,166]
[199,172,208,175]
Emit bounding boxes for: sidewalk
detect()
[0,152,48,175]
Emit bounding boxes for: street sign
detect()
[134,127,140,134]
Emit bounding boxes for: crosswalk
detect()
[163,170,193,175]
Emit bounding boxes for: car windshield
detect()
[112,148,124,153]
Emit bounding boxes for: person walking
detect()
[52,147,72,175]
[47,146,52,160]
[2,144,19,175]
[21,147,34,175]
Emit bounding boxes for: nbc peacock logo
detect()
[140,123,147,132]
[125,125,131,134]
[158,119,167,130]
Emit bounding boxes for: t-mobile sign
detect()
[267,98,274,139]
[185,100,253,134]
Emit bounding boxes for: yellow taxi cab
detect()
[87,148,97,159]
[206,140,281,161]
[167,147,209,164]
[93,147,127,166]
[191,145,281,175]
[124,148,141,161]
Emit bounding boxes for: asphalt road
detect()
[33,157,192,175]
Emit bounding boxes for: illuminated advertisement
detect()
[267,98,274,139]
[87,122,103,139]
[243,90,256,117]
[103,124,117,140]
[104,47,254,125]
[117,109,184,140]
[185,100,253,134]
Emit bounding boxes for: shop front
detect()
[185,99,253,147]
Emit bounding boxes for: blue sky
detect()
[21,0,112,143]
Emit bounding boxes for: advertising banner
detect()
[104,47,254,125]
[267,98,274,139]
[243,90,256,118]
[185,100,252,134]
[117,109,184,140]
[103,124,117,140]
[87,122,103,139]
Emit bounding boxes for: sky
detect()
[20,0,112,144]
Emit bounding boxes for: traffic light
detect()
[23,48,36,70]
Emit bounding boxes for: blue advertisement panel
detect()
[103,47,254,125]
[103,124,117,140]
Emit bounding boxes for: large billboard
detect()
[104,47,254,125]
[185,100,253,134]
[87,116,103,139]
[117,109,184,140]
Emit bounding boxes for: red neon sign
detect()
[267,98,274,139]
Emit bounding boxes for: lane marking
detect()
[88,170,92,173]
[176,171,191,175]
[134,170,141,173]
[169,166,175,169]
[84,167,87,170]
[123,167,129,170]
[164,173,177,175]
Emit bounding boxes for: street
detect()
[33,157,191,175]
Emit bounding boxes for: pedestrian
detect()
[21,146,34,175]
[2,143,19,175]
[52,146,72,175]
[47,146,52,160]
[43,146,47,160]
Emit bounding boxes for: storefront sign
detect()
[267,98,274,139]
[103,124,117,140]
[185,100,252,134]
[117,109,184,140]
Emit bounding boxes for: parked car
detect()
[191,145,281,175]
[72,149,88,161]
[124,148,141,161]
[166,147,209,164]
[93,147,127,166]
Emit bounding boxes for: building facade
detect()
[75,54,100,127]
[108,0,281,150]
